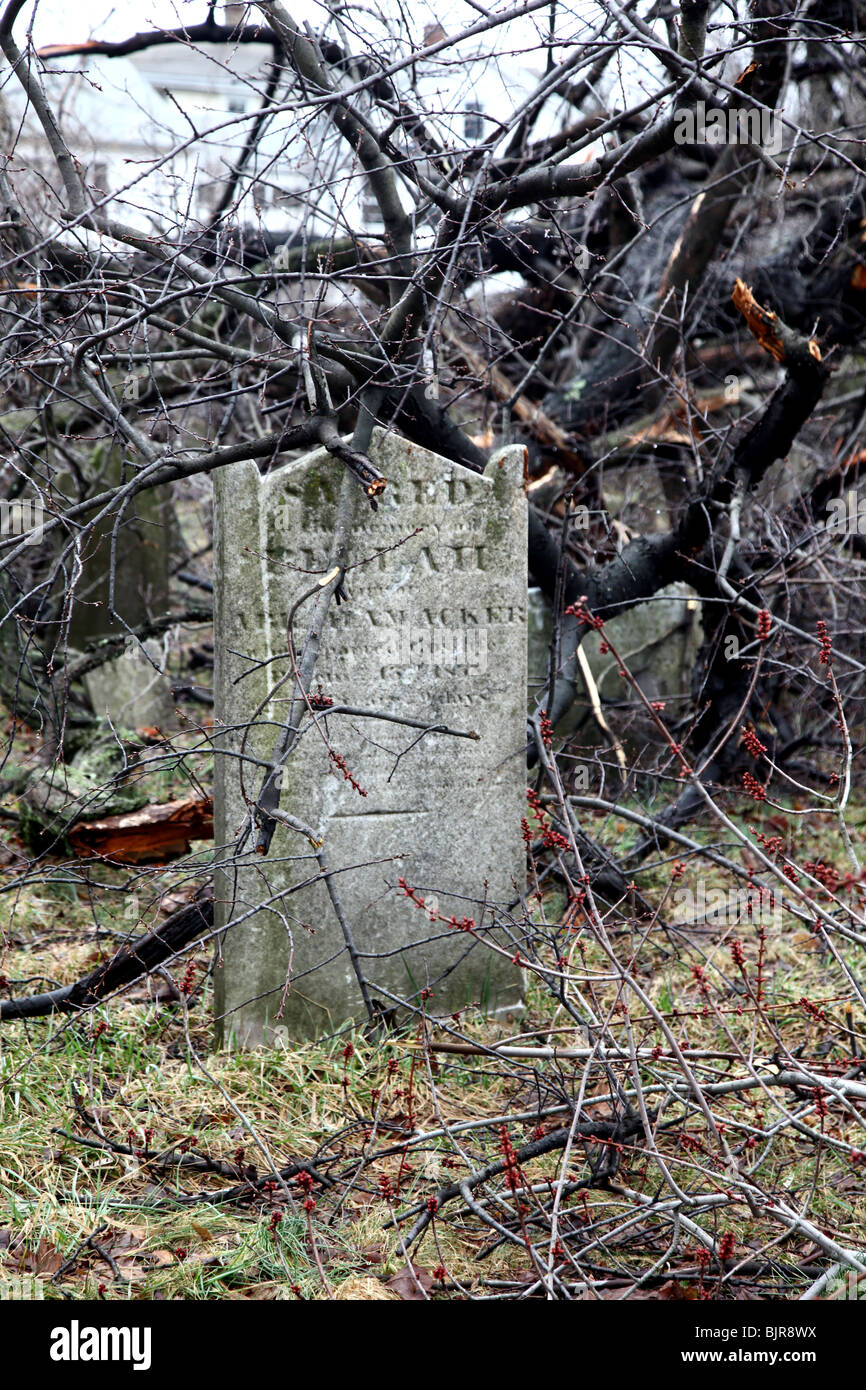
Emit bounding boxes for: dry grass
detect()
[1,739,865,1299]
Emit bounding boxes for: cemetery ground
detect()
[1,710,864,1301]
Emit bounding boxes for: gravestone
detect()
[0,413,176,735]
[68,444,176,731]
[84,638,177,732]
[213,431,527,1045]
[528,585,701,734]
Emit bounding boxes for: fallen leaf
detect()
[147,1250,176,1268]
[386,1263,435,1300]
[8,1238,63,1276]
[104,1227,148,1251]
[658,1279,698,1300]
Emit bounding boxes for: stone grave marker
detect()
[68,444,176,731]
[213,430,527,1044]
[84,637,177,733]
[528,585,701,738]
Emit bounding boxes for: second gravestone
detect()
[213,431,527,1044]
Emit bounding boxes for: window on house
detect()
[89,161,108,194]
[362,191,383,228]
[464,100,484,141]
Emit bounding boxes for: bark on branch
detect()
[0,886,214,1021]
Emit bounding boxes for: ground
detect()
[1,734,864,1300]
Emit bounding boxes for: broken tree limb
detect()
[731,276,824,367]
[317,416,387,501]
[0,886,214,1020]
[68,795,214,863]
[443,323,590,475]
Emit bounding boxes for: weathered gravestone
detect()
[0,422,174,734]
[213,431,527,1044]
[68,444,176,732]
[528,585,701,737]
[84,638,177,733]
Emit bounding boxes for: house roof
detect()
[127,39,276,102]
[3,51,189,152]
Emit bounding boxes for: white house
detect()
[4,4,596,245]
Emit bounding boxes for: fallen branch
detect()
[0,886,213,1020]
[68,796,214,863]
[444,324,589,475]
[393,1113,646,1245]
